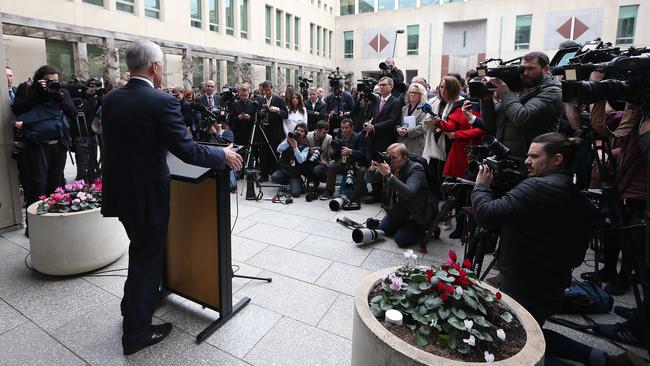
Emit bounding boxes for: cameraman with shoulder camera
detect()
[380,58,404,97]
[305,87,326,131]
[480,52,563,161]
[12,65,77,236]
[272,123,310,197]
[470,132,642,365]
[324,80,354,132]
[320,118,366,202]
[364,143,433,247]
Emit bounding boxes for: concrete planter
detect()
[352,267,545,366]
[27,202,129,276]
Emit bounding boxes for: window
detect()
[328,30,333,58]
[399,0,416,8]
[145,0,160,19]
[420,0,436,4]
[190,0,202,28]
[192,57,204,87]
[344,31,353,58]
[407,25,419,55]
[83,0,104,6]
[359,0,374,13]
[87,44,104,78]
[340,0,354,15]
[322,28,326,57]
[240,0,248,38]
[317,26,321,56]
[266,66,272,81]
[616,5,638,45]
[118,49,128,74]
[310,23,314,54]
[116,0,134,13]
[285,14,291,48]
[209,0,219,32]
[226,60,235,85]
[294,17,300,50]
[286,69,291,86]
[378,0,395,11]
[514,14,532,50]
[276,10,282,46]
[265,6,272,44]
[45,40,74,81]
[225,0,234,35]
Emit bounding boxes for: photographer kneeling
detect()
[321,118,366,202]
[272,123,309,197]
[365,143,433,248]
[471,132,641,365]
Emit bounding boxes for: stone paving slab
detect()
[0,322,86,366]
[317,294,355,340]
[315,262,373,296]
[237,223,309,249]
[293,234,371,266]
[244,316,351,366]
[0,300,29,336]
[232,235,269,262]
[246,245,332,283]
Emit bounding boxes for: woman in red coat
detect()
[433,76,484,179]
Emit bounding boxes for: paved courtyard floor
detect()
[0,163,647,365]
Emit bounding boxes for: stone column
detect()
[73,42,89,80]
[208,58,217,81]
[102,37,119,84]
[181,46,192,89]
[271,61,278,90]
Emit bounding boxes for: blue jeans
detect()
[271,170,303,197]
[312,163,328,182]
[379,212,425,248]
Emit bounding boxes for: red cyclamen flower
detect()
[496,291,502,300]
[426,269,433,283]
[448,250,458,263]
[463,258,472,268]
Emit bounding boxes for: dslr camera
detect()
[372,151,392,165]
[468,58,525,98]
[466,136,526,192]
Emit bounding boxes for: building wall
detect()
[4,35,46,82]
[335,0,649,86]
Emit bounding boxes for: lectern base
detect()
[196,297,252,344]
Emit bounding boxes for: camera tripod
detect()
[241,110,279,200]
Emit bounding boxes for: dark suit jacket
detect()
[196,93,222,111]
[101,78,225,225]
[305,99,327,130]
[368,94,401,153]
[261,95,288,144]
[228,98,258,146]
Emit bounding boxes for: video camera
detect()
[466,136,526,192]
[298,76,313,100]
[356,77,378,101]
[61,77,103,106]
[551,41,650,108]
[468,58,524,98]
[328,67,344,89]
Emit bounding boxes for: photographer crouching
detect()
[271,123,309,197]
[321,118,366,202]
[471,132,642,365]
[365,143,433,248]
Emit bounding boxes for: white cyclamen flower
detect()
[464,319,474,331]
[484,351,495,362]
[455,286,463,296]
[403,249,417,259]
[462,334,476,347]
[496,328,506,341]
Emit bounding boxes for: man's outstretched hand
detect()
[224,144,243,172]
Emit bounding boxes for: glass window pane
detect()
[265,66,272,81]
[286,14,291,48]
[276,10,282,46]
[515,15,532,50]
[340,0,354,15]
[407,25,419,55]
[116,0,134,13]
[399,0,416,8]
[192,57,204,88]
[344,31,353,58]
[240,0,248,38]
[310,23,314,54]
[45,40,74,82]
[359,0,374,13]
[209,0,219,32]
[87,44,104,79]
[225,0,234,35]
[265,6,272,44]
[329,30,332,58]
[294,17,300,50]
[145,0,160,19]
[191,0,202,28]
[226,61,235,86]
[317,26,321,56]
[420,0,437,5]
[83,0,104,6]
[616,5,638,44]
[378,0,395,11]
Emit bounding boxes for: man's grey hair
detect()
[379,76,394,86]
[126,41,163,72]
[308,86,318,93]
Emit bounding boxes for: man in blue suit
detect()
[101,41,242,355]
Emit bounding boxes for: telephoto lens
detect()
[352,228,385,244]
[329,196,350,211]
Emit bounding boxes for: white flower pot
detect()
[27,202,129,276]
[351,267,546,366]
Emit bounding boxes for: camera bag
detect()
[18,101,69,144]
[561,280,614,314]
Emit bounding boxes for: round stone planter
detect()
[27,202,129,276]
[352,267,545,366]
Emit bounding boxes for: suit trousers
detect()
[120,220,168,349]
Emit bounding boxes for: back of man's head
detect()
[126,41,163,72]
[522,51,550,68]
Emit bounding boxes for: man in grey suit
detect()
[101,41,242,355]
[196,79,222,112]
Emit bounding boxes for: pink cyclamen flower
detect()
[55,187,65,194]
[389,275,403,291]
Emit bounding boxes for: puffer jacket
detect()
[480,76,562,161]
[471,171,597,295]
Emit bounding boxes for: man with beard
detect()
[479,51,562,161]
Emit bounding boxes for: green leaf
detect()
[419,282,433,291]
[418,325,431,336]
[471,328,493,342]
[447,316,467,331]
[471,315,491,328]
[399,299,411,308]
[380,300,393,311]
[71,205,80,211]
[414,332,428,347]
[370,303,383,317]
[438,308,451,320]
[410,274,426,283]
[370,295,382,304]
[451,307,467,319]
[424,295,442,309]
[457,343,471,354]
[462,293,478,310]
[477,302,487,315]
[436,270,454,282]
[448,268,460,276]
[501,312,513,323]
[407,285,422,295]
[448,334,458,349]
[409,324,417,331]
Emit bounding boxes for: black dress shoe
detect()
[364,197,380,204]
[123,323,172,356]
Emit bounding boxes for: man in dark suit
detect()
[323,82,354,133]
[304,87,326,131]
[101,41,242,356]
[195,79,222,112]
[363,76,402,204]
[6,66,16,105]
[258,80,288,181]
[228,83,257,147]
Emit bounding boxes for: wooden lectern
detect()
[164,152,250,343]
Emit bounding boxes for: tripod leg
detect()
[233,274,272,282]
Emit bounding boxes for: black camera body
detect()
[373,151,392,165]
[356,77,378,101]
[328,67,344,89]
[466,136,526,192]
[468,63,524,98]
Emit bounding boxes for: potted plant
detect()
[26,179,129,276]
[351,250,545,365]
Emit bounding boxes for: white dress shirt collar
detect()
[131,76,154,88]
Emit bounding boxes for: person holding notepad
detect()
[396,83,429,158]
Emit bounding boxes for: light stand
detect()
[391,29,405,59]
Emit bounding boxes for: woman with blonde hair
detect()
[396,83,429,157]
